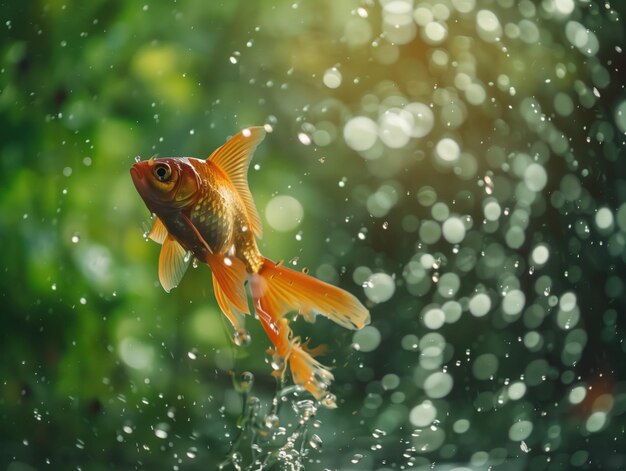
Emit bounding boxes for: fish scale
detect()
[191,158,264,272]
[189,187,233,255]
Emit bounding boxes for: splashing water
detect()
[219,352,329,470]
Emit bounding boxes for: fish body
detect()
[130,127,370,402]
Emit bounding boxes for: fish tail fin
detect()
[255,257,370,330]
[250,257,369,401]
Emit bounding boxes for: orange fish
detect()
[130,127,370,403]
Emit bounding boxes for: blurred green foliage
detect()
[2,0,626,470]
[0,1,373,468]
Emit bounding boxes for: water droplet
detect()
[71,233,80,244]
[187,351,197,360]
[134,155,141,163]
[351,453,364,464]
[154,423,169,439]
[298,132,312,145]
[79,297,87,305]
[323,67,342,89]
[484,175,493,195]
[186,446,197,459]
[233,328,251,347]
[270,352,285,372]
[320,393,337,409]
[374,428,387,440]
[238,371,254,393]
[292,399,317,421]
[263,414,279,429]
[309,433,323,450]
[231,451,243,465]
[51,283,57,291]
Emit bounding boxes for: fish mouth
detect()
[130,164,143,183]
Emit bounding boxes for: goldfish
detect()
[130,127,370,403]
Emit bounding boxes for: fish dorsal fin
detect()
[148,217,168,244]
[159,235,190,292]
[208,127,266,237]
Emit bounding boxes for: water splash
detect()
[219,353,328,470]
[233,328,252,347]
[237,371,254,394]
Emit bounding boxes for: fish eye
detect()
[153,163,172,182]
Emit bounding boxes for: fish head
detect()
[130,157,200,210]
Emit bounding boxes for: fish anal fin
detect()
[148,217,168,244]
[159,235,190,292]
[207,127,265,238]
[207,253,250,315]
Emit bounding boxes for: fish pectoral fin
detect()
[207,253,250,315]
[148,217,168,244]
[180,212,213,254]
[207,127,266,238]
[158,235,190,292]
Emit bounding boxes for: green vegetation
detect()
[2,1,626,469]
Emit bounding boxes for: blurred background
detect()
[2,0,626,469]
